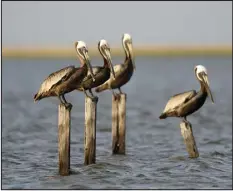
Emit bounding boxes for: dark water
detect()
[2,56,232,189]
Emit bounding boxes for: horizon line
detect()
[2,45,232,58]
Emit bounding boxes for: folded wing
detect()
[36,66,75,95]
[162,90,197,113]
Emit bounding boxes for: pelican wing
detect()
[112,64,126,78]
[102,64,125,83]
[163,90,197,113]
[95,63,129,92]
[83,67,102,81]
[37,65,75,94]
[95,64,123,86]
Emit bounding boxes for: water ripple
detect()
[2,57,232,189]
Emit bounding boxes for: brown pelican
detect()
[34,41,95,109]
[159,65,214,122]
[77,39,116,101]
[95,33,135,97]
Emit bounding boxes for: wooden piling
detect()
[58,104,71,176]
[180,121,199,158]
[112,93,126,154]
[84,96,97,165]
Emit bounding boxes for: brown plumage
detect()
[76,39,116,101]
[95,33,135,96]
[159,65,214,122]
[159,90,196,119]
[34,66,75,101]
[34,41,95,108]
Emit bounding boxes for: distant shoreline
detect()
[2,45,232,58]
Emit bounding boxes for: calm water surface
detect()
[2,56,232,189]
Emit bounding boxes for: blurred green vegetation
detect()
[2,45,232,59]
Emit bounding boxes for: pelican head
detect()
[194,65,214,103]
[74,41,95,82]
[122,33,135,70]
[98,39,116,79]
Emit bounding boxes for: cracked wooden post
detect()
[180,121,199,158]
[58,104,71,176]
[84,96,97,165]
[112,93,126,154]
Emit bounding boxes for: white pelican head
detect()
[122,33,135,70]
[74,41,95,82]
[194,65,214,103]
[123,33,132,43]
[74,41,88,60]
[98,39,115,79]
[76,41,87,49]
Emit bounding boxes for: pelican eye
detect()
[103,45,109,51]
[81,47,87,52]
[198,72,206,80]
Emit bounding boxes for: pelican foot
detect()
[91,96,98,103]
[113,93,121,100]
[116,93,121,100]
[64,103,73,110]
[182,119,190,126]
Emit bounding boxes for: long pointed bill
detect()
[202,74,214,103]
[128,43,135,71]
[83,51,95,82]
[104,49,116,79]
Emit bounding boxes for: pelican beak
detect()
[201,73,214,103]
[104,49,116,79]
[83,50,95,82]
[128,43,136,71]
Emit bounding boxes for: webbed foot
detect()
[114,93,121,100]
[89,89,98,102]
[63,102,73,110]
[112,89,121,100]
[182,117,190,125]
[112,93,117,100]
[91,96,98,102]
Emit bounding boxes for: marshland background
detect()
[1,1,232,189]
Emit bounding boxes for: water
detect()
[2,56,232,189]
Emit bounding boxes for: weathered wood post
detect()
[180,121,199,158]
[58,104,71,176]
[84,96,97,165]
[112,93,126,154]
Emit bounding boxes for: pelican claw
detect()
[91,96,98,102]
[64,103,73,110]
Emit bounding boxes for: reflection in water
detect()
[2,56,232,189]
